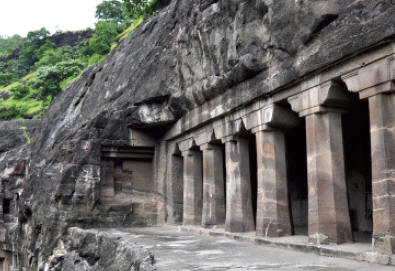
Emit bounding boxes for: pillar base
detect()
[257,223,292,237]
[373,234,395,254]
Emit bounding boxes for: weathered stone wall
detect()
[0,120,41,269]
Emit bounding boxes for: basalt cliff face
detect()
[0,0,394,270]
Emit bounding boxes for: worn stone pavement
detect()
[98,227,393,271]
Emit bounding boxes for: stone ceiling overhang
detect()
[163,40,395,141]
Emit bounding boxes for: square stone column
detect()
[253,128,292,237]
[200,143,226,227]
[288,81,353,244]
[181,150,203,225]
[342,57,394,253]
[368,93,395,254]
[305,112,352,244]
[223,136,255,232]
[166,152,184,224]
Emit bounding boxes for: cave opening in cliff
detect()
[286,119,308,235]
[99,146,158,226]
[342,99,373,242]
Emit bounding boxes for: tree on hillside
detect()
[34,59,84,101]
[19,28,51,74]
[0,34,24,57]
[86,21,120,56]
[96,0,125,24]
[122,0,152,20]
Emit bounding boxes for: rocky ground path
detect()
[98,227,392,271]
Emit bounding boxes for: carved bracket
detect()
[341,56,395,99]
[288,80,351,117]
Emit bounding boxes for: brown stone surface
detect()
[182,149,203,225]
[368,93,395,254]
[166,150,184,224]
[254,129,292,237]
[223,137,255,232]
[305,112,352,244]
[201,143,226,227]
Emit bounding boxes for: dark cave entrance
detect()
[285,119,308,235]
[248,134,258,226]
[342,99,373,242]
[239,132,258,227]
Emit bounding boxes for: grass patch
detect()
[0,81,19,92]
[116,16,145,41]
[19,126,31,143]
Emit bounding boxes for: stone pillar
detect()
[288,81,352,244]
[223,136,255,232]
[253,128,292,237]
[305,111,352,244]
[181,150,203,225]
[342,57,395,253]
[200,143,226,227]
[368,93,395,254]
[166,151,184,224]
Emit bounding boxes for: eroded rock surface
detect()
[47,227,155,271]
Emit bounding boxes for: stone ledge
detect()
[179,225,395,267]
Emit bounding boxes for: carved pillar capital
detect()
[288,80,351,117]
[178,138,196,154]
[341,56,395,99]
[199,143,221,151]
[221,135,237,144]
[248,104,299,133]
[193,129,216,148]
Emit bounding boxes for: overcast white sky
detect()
[0,0,105,37]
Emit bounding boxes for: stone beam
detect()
[222,135,255,232]
[288,81,352,244]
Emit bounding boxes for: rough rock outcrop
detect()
[47,227,155,271]
[1,0,394,269]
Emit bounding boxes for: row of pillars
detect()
[174,58,394,254]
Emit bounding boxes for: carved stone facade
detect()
[158,44,395,254]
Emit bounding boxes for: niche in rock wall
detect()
[100,146,155,205]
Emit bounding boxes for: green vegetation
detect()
[0,0,157,120]
[19,126,31,143]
